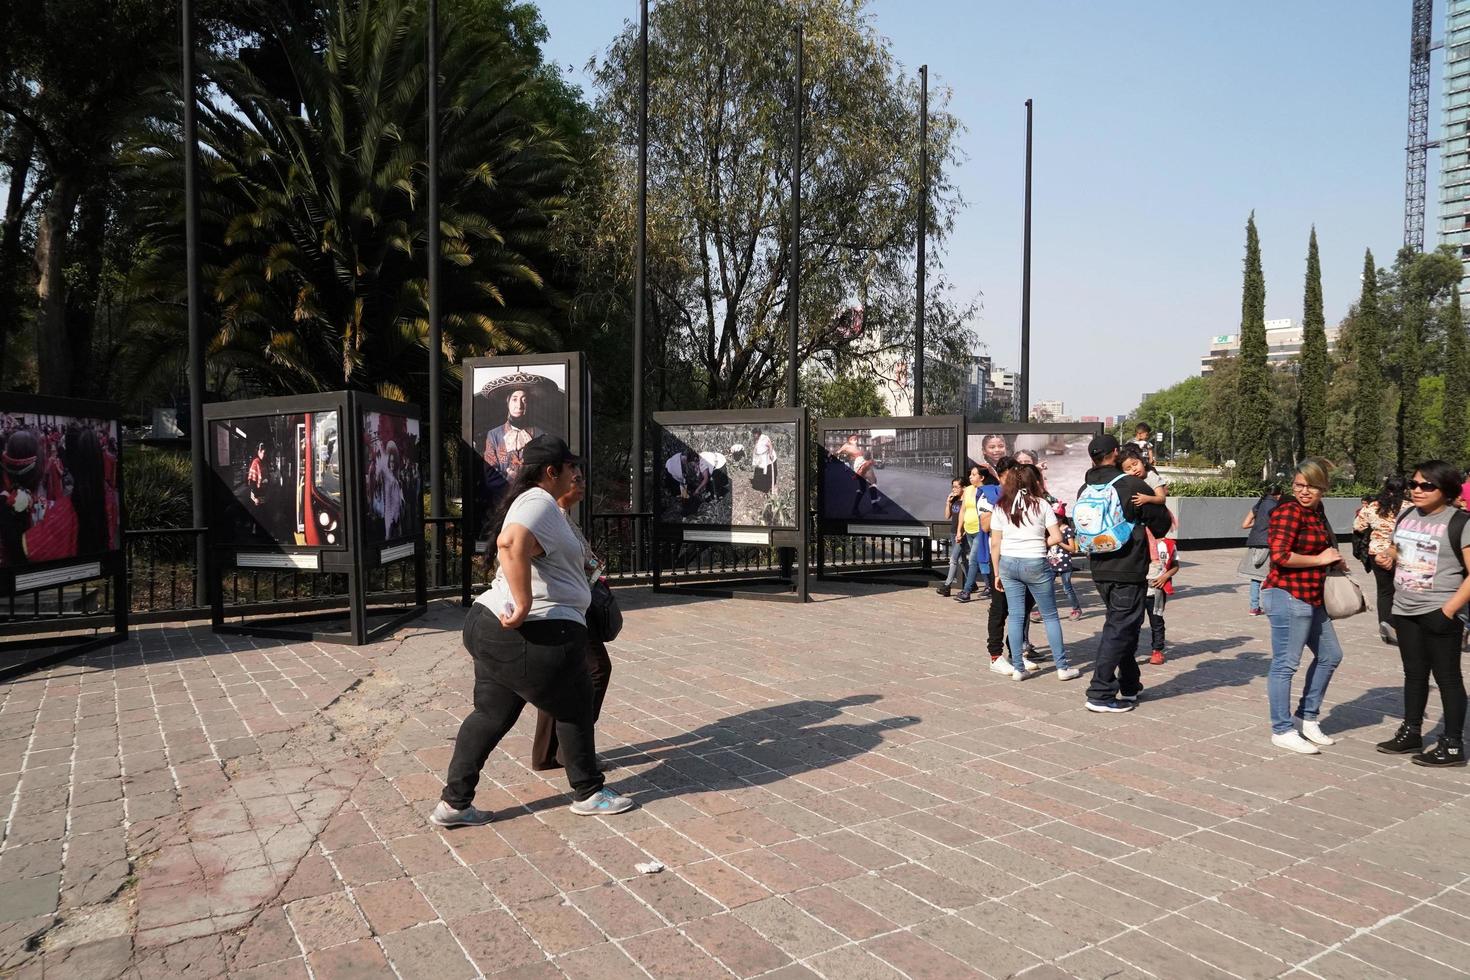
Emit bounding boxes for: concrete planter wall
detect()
[1165,496,1358,544]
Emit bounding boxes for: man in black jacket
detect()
[1078,435,1174,713]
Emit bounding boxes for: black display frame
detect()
[204,392,426,645]
[460,352,590,604]
[650,407,808,603]
[0,392,128,677]
[812,414,962,585]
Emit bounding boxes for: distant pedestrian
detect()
[990,463,1079,681]
[1239,484,1282,616]
[434,436,634,827]
[937,478,967,597]
[1145,527,1178,665]
[955,465,994,602]
[1076,435,1173,713]
[1260,458,1345,755]
[1130,423,1155,468]
[1048,517,1083,620]
[1374,461,1469,768]
[1353,476,1409,644]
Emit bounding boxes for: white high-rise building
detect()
[1441,0,1470,293]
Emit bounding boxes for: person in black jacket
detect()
[1078,435,1174,713]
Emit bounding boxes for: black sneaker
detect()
[1024,646,1051,664]
[1411,738,1466,768]
[936,584,952,597]
[978,588,994,600]
[1085,699,1135,714]
[956,592,971,603]
[1375,723,1423,755]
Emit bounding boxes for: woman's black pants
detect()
[1393,610,1467,740]
[442,606,604,807]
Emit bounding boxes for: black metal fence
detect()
[1,513,945,636]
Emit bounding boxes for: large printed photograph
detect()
[0,412,121,568]
[657,421,797,528]
[211,411,344,547]
[966,431,1099,512]
[470,363,568,544]
[822,426,955,523]
[362,411,421,544]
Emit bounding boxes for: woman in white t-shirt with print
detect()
[989,463,1079,681]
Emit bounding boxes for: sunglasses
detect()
[1406,480,1440,492]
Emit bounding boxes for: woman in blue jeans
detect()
[988,463,1080,681]
[1260,459,1345,755]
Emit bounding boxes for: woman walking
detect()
[1353,476,1409,644]
[1260,459,1345,755]
[990,464,1080,681]
[433,435,634,827]
[1239,485,1282,616]
[530,463,614,774]
[1374,461,1470,767]
[937,478,967,598]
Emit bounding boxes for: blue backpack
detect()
[1073,474,1136,554]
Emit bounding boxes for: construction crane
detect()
[1406,0,1435,251]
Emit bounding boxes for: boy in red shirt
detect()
[1146,530,1178,665]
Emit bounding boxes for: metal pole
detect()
[914,65,927,417]
[427,0,444,585]
[1169,411,1175,462]
[1019,98,1033,421]
[787,22,802,408]
[182,0,207,605]
[631,0,648,516]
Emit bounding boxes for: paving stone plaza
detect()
[1,549,1467,979]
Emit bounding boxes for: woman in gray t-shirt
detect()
[433,436,635,828]
[1373,460,1470,768]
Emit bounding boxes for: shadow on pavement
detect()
[596,694,921,804]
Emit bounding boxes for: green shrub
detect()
[123,448,194,530]
[1169,478,1374,499]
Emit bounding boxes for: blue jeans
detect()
[1249,579,1262,611]
[999,556,1069,672]
[961,532,991,594]
[1262,587,1344,735]
[1057,570,1081,610]
[943,535,967,586]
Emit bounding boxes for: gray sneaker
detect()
[570,788,636,816]
[430,800,494,827]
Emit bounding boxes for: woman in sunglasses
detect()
[1260,458,1346,755]
[1373,461,1470,767]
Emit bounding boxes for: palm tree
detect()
[122,0,574,402]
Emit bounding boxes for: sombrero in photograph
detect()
[478,370,561,400]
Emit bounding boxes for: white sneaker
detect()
[429,801,494,827]
[989,657,1012,675]
[570,788,636,816]
[1271,732,1321,755]
[1056,667,1081,681]
[1010,667,1029,681]
[1300,721,1336,746]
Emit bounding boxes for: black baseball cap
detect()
[1088,434,1120,461]
[520,434,580,471]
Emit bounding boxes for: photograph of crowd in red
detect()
[0,412,121,569]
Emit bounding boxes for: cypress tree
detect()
[1353,250,1383,481]
[1397,281,1427,472]
[1298,227,1329,454]
[1444,286,1469,463]
[1235,214,1271,479]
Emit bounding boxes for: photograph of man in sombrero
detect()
[471,365,569,543]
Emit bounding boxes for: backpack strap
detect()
[1452,509,1470,578]
[1106,474,1128,490]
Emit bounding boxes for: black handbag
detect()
[587,578,623,642]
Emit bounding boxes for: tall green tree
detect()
[1298,227,1328,453]
[591,0,972,409]
[1235,213,1271,478]
[124,0,576,402]
[1444,286,1469,462]
[1353,250,1384,480]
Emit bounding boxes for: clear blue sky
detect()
[534,1,1422,418]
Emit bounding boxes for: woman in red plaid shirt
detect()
[1261,458,1346,755]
